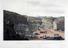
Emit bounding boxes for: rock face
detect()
[4,10,27,24]
[41,17,64,31]
[4,10,28,40]
[4,10,64,40]
[41,17,53,29]
[53,17,64,31]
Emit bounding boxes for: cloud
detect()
[3,0,65,17]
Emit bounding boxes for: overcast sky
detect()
[3,0,64,17]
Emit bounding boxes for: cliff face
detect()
[4,10,27,24]
[4,10,28,40]
[3,10,64,40]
